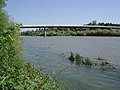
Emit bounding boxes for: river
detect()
[21,36,120,90]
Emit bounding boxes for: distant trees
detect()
[20,21,120,36]
[98,22,120,26]
[87,20,97,25]
[20,28,120,36]
[86,20,120,26]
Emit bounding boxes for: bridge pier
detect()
[44,27,46,37]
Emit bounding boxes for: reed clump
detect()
[68,52,116,71]
[68,53,93,68]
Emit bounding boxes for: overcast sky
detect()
[5,0,120,25]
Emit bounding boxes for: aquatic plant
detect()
[96,57,106,60]
[67,52,117,71]
[68,53,94,68]
[84,57,93,68]
[100,61,116,71]
[68,52,75,63]
[75,53,82,64]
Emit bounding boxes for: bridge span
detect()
[20,24,120,29]
[20,25,120,37]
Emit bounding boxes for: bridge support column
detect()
[44,27,46,37]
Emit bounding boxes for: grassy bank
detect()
[0,0,62,89]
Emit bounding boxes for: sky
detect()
[4,0,120,25]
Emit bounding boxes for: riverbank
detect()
[0,27,62,90]
[0,1,62,89]
[21,29,120,36]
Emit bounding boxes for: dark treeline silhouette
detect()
[86,20,120,26]
[21,28,120,36]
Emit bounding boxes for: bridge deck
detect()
[20,25,120,29]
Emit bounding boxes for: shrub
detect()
[0,1,62,90]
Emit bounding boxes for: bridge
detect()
[20,25,120,37]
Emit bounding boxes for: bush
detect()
[0,1,62,90]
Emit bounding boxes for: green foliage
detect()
[68,53,93,68]
[0,1,62,90]
[20,21,120,36]
[68,52,75,62]
[0,61,62,90]
[84,57,93,68]
[87,20,97,25]
[75,53,82,64]
[67,52,117,71]
[86,20,120,26]
[0,0,6,8]
[100,61,116,71]
[21,28,120,36]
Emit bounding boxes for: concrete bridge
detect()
[20,24,120,37]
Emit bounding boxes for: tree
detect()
[87,20,97,25]
[0,0,6,8]
[91,20,97,25]
[0,0,9,31]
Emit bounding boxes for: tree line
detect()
[86,20,120,26]
[21,20,120,36]
[21,28,120,36]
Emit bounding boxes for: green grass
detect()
[0,59,62,90]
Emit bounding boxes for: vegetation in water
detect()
[0,0,62,90]
[75,53,83,65]
[68,53,93,68]
[84,57,93,68]
[68,52,117,71]
[96,57,106,60]
[100,61,116,71]
[68,52,75,63]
